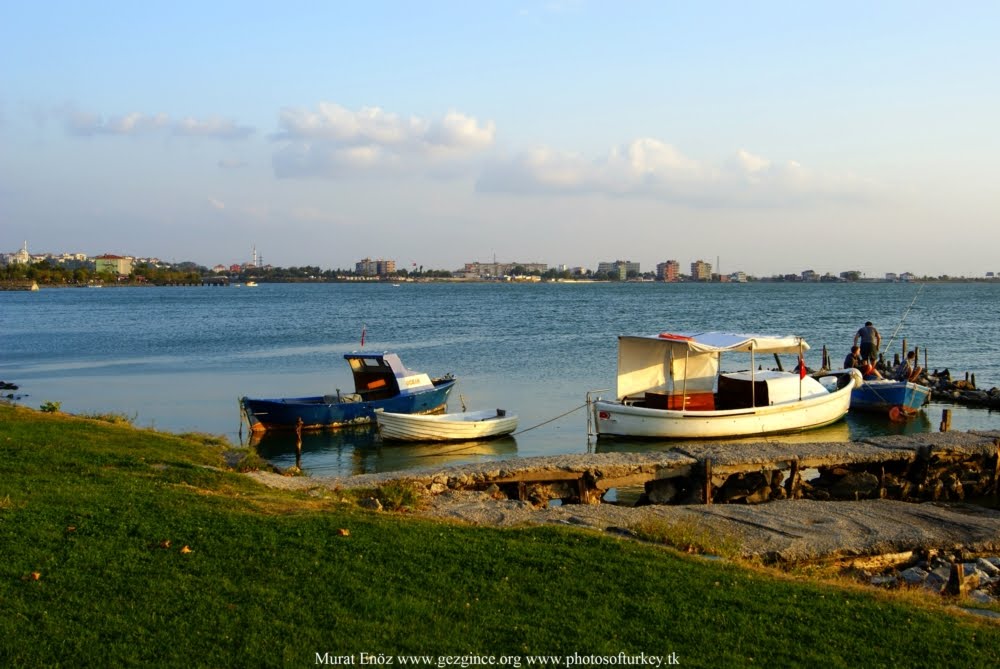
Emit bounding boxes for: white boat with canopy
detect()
[588,331,862,439]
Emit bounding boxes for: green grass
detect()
[2,403,999,667]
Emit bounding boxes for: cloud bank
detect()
[477,140,875,207]
[61,107,254,140]
[271,103,496,178]
[49,101,874,207]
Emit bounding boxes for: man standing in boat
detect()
[854,321,882,363]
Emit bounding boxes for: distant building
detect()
[597,260,639,280]
[802,269,818,281]
[94,254,134,275]
[885,272,898,282]
[729,271,747,283]
[462,261,547,278]
[3,241,32,266]
[900,272,916,282]
[355,258,396,277]
[690,260,712,281]
[656,260,680,282]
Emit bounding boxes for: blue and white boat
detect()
[850,379,932,417]
[240,352,456,432]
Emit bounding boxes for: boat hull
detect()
[241,379,456,432]
[377,409,518,442]
[591,383,854,439]
[851,380,931,414]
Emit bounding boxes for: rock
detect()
[968,590,994,604]
[900,566,929,586]
[646,479,679,505]
[871,575,898,587]
[831,472,879,500]
[924,567,950,593]
[428,482,447,494]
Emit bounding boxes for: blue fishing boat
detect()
[850,379,932,418]
[240,352,456,432]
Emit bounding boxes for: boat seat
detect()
[643,391,715,411]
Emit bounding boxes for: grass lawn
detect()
[2,403,999,668]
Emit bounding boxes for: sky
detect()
[2,1,998,277]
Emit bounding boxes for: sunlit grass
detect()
[2,402,1000,667]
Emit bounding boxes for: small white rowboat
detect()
[376,408,518,442]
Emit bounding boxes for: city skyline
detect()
[4,239,978,281]
[3,3,999,277]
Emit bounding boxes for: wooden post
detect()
[772,354,784,372]
[902,338,907,360]
[786,458,800,499]
[295,417,303,468]
[940,409,952,432]
[821,345,829,370]
[703,458,713,505]
[924,348,928,373]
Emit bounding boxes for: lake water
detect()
[3,281,998,476]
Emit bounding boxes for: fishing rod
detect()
[882,282,925,353]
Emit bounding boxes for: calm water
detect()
[2,281,998,476]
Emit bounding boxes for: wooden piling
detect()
[295,417,303,468]
[703,458,713,505]
[940,409,952,433]
[786,458,800,499]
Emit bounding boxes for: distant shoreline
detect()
[14,277,1000,288]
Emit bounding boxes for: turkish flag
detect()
[798,356,807,379]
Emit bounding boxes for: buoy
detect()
[889,406,904,422]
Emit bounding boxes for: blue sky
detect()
[2,1,998,276]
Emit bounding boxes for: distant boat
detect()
[240,352,456,432]
[850,379,932,418]
[589,331,861,439]
[245,281,258,287]
[376,408,518,442]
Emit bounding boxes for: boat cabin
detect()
[616,332,824,411]
[345,352,435,401]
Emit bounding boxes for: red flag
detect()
[360,324,366,347]
[798,356,807,379]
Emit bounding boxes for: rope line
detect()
[511,402,589,436]
[883,283,925,353]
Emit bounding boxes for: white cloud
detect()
[272,103,495,178]
[207,198,225,210]
[60,106,253,140]
[478,140,877,207]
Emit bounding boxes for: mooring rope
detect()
[883,282,925,353]
[511,402,589,436]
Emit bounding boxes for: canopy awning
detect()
[652,331,809,355]
[615,331,809,399]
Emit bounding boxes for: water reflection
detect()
[247,402,991,478]
[249,427,519,476]
[593,410,934,455]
